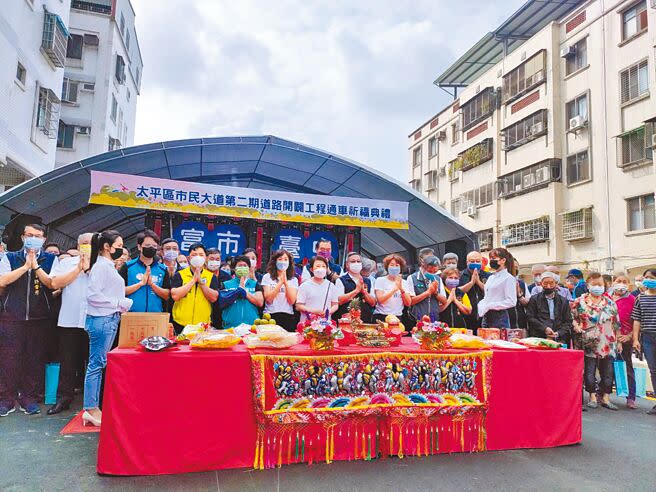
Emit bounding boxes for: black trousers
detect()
[0,319,49,407]
[56,328,89,402]
[584,355,614,395]
[269,312,297,332]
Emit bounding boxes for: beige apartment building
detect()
[408,0,656,277]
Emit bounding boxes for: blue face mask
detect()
[388,265,401,276]
[643,279,656,290]
[24,237,45,251]
[589,285,605,296]
[424,272,437,282]
[468,263,482,271]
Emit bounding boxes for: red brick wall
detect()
[511,90,540,114]
[414,130,422,141]
[467,122,488,140]
[430,118,439,129]
[566,11,586,33]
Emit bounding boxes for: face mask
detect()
[221,267,231,274]
[163,250,178,262]
[249,258,257,268]
[445,278,460,289]
[613,284,628,294]
[190,256,205,269]
[388,266,401,276]
[643,279,656,290]
[141,246,157,259]
[542,287,556,296]
[589,285,605,296]
[276,261,289,271]
[349,262,363,274]
[179,262,189,269]
[489,259,500,270]
[110,247,124,261]
[235,266,250,278]
[318,251,331,260]
[424,272,437,282]
[24,237,45,251]
[207,260,221,271]
[553,274,561,284]
[635,281,643,288]
[468,263,482,271]
[533,275,542,283]
[313,268,327,279]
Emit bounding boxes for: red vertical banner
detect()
[153,218,162,238]
[346,232,354,254]
[256,225,263,268]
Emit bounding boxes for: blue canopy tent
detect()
[0,136,475,262]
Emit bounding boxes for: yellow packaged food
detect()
[448,333,490,349]
[190,331,241,349]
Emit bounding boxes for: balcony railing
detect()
[41,11,69,67]
[71,0,112,14]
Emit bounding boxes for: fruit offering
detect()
[412,317,451,351]
[251,313,277,333]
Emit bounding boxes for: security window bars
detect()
[36,87,61,138]
[61,78,78,103]
[618,127,652,168]
[42,11,68,67]
[461,183,494,210]
[562,207,593,241]
[503,50,546,103]
[501,217,550,247]
[620,60,649,104]
[461,87,495,131]
[503,109,548,150]
[477,229,494,251]
[497,159,561,198]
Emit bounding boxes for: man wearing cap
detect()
[407,255,447,322]
[526,271,572,344]
[566,268,588,299]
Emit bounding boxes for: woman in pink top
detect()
[612,274,636,409]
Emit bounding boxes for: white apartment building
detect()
[0,0,71,190]
[55,0,142,166]
[408,0,656,278]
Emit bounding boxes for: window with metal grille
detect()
[41,11,68,67]
[0,165,28,189]
[503,109,548,150]
[61,78,78,103]
[501,217,550,246]
[457,138,493,172]
[502,50,546,103]
[622,1,648,41]
[620,60,649,103]
[413,146,422,168]
[451,198,461,216]
[428,137,438,158]
[110,94,118,123]
[497,159,561,198]
[567,151,590,184]
[66,34,83,59]
[618,127,652,167]
[35,87,61,138]
[565,38,587,76]
[424,170,438,191]
[57,121,75,149]
[476,229,494,251]
[561,207,593,241]
[461,88,495,131]
[566,94,588,128]
[627,193,655,231]
[461,183,494,210]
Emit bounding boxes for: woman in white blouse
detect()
[373,254,412,323]
[261,250,298,332]
[477,248,517,329]
[83,230,133,427]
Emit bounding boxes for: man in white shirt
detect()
[46,233,92,415]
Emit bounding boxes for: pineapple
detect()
[348,298,362,323]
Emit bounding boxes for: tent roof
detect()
[0,136,476,257]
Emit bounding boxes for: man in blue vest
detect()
[120,230,170,312]
[0,224,58,416]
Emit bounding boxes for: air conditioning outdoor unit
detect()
[560,46,576,58]
[439,165,446,176]
[530,122,544,135]
[569,116,587,131]
[535,167,550,183]
[523,174,535,188]
[77,126,90,135]
[437,130,447,141]
[466,206,477,218]
[651,133,656,148]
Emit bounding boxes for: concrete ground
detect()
[1,395,654,492]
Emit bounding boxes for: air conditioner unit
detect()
[532,71,545,84]
[535,167,550,183]
[466,206,477,218]
[437,130,447,141]
[530,122,544,135]
[523,174,535,188]
[651,133,656,148]
[439,165,446,176]
[560,46,576,58]
[514,184,523,192]
[76,126,90,135]
[569,115,587,131]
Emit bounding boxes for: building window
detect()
[119,12,126,35]
[125,30,130,50]
[428,137,438,158]
[83,33,100,46]
[618,126,652,168]
[622,1,648,41]
[565,38,587,76]
[562,207,593,241]
[477,229,494,251]
[620,60,649,104]
[502,50,546,103]
[15,62,26,85]
[41,10,69,67]
[115,54,126,84]
[72,0,111,15]
[66,33,83,59]
[413,146,422,168]
[503,109,548,150]
[61,78,78,103]
[424,170,438,191]
[110,94,118,123]
[450,198,461,216]
[566,94,588,129]
[450,138,493,176]
[82,82,95,91]
[502,217,550,247]
[451,122,460,144]
[461,183,494,211]
[627,194,655,231]
[108,136,121,151]
[36,87,61,138]
[461,88,495,131]
[57,121,74,148]
[566,150,590,185]
[497,158,561,198]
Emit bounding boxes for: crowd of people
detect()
[0,224,655,426]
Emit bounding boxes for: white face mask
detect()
[190,256,205,269]
[313,268,327,279]
[250,258,257,268]
[349,262,363,274]
[179,263,189,269]
[207,260,221,271]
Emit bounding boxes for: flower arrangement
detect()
[412,316,451,351]
[298,311,343,351]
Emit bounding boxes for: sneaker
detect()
[587,400,598,409]
[19,403,41,415]
[626,399,637,409]
[0,405,15,417]
[601,401,619,411]
[647,405,656,416]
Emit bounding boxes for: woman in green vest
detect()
[221,255,264,328]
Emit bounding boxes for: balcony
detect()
[497,158,561,199]
[41,11,69,67]
[71,0,112,15]
[501,216,550,247]
[448,138,493,178]
[561,207,593,241]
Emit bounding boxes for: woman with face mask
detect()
[82,230,133,426]
[261,250,298,332]
[632,268,656,415]
[334,252,376,323]
[373,254,412,323]
[611,274,637,409]
[571,272,620,410]
[296,256,339,322]
[219,255,264,329]
[439,267,472,329]
[476,248,517,329]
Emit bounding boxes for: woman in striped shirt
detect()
[632,268,656,416]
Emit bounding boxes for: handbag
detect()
[634,365,648,398]
[581,326,601,353]
[44,362,60,405]
[613,356,628,397]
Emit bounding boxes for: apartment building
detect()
[0,0,71,190]
[408,0,656,277]
[55,0,143,166]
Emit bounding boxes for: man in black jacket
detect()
[526,272,572,344]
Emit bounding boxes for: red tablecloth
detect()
[97,340,582,475]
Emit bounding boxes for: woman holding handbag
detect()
[612,274,637,409]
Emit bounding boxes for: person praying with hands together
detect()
[373,254,412,323]
[335,252,376,323]
[261,250,298,331]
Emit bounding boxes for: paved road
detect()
[1,395,654,491]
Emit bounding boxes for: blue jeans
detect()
[83,313,119,410]
[642,331,656,395]
[481,309,510,329]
